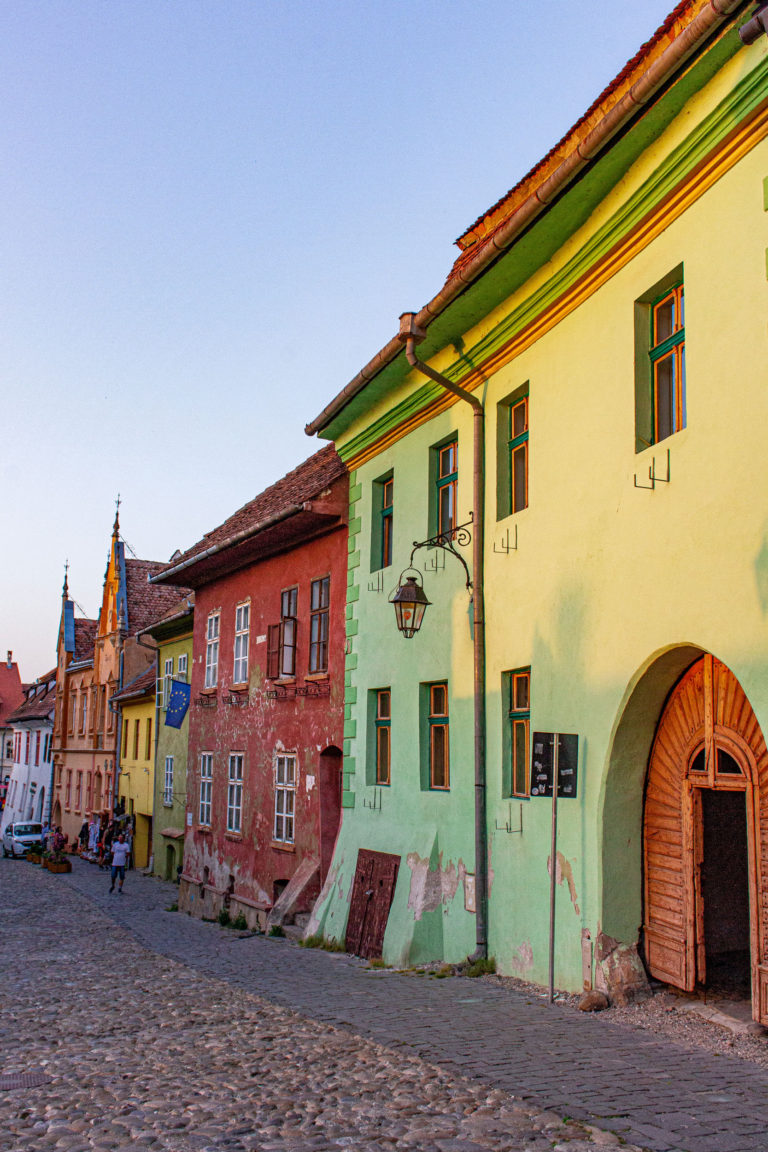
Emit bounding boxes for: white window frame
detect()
[199,753,213,826]
[164,756,174,806]
[163,657,173,710]
[205,614,220,689]
[273,753,297,844]
[227,754,244,833]
[177,653,188,682]
[233,603,250,684]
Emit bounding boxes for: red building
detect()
[152,446,347,930]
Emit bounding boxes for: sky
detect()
[1,0,677,681]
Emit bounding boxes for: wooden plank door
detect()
[345,849,400,959]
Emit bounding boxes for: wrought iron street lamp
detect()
[389,572,431,638]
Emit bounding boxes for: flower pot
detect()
[47,860,72,873]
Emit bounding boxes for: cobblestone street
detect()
[1,858,768,1152]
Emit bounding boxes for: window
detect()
[497,385,529,519]
[65,770,72,808]
[133,719,140,760]
[371,473,394,571]
[80,692,87,735]
[267,588,297,679]
[75,772,82,811]
[233,603,250,683]
[504,668,531,798]
[177,653,188,682]
[145,717,152,761]
[24,732,30,764]
[43,734,51,763]
[68,694,75,734]
[122,719,129,758]
[274,754,296,843]
[427,683,449,790]
[199,753,213,826]
[227,753,243,833]
[436,441,458,539]
[651,283,685,443]
[205,613,220,689]
[634,266,685,451]
[309,578,330,674]
[164,756,174,806]
[375,689,391,785]
[163,658,173,709]
[35,731,41,766]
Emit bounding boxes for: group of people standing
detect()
[75,814,133,893]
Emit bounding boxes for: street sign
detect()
[531,732,579,798]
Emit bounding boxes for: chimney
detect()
[6,650,12,669]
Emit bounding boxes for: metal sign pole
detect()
[548,734,559,1004]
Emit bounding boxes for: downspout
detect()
[397,312,488,962]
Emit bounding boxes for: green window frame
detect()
[634,265,684,452]
[370,472,394,571]
[436,441,457,540]
[426,682,449,790]
[374,688,391,785]
[502,667,530,798]
[496,384,529,520]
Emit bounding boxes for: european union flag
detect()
[165,680,191,729]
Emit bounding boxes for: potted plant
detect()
[46,846,72,874]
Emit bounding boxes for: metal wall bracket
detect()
[363,787,383,811]
[634,447,671,490]
[495,802,524,834]
[367,571,386,594]
[493,524,518,554]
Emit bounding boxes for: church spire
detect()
[62,559,69,600]
[113,493,121,539]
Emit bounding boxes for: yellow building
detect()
[306,0,768,1023]
[112,666,156,870]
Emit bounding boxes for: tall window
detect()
[24,732,30,764]
[199,753,213,826]
[509,396,529,513]
[132,719,140,759]
[177,653,188,681]
[145,718,153,761]
[436,442,458,539]
[371,473,394,571]
[164,756,174,806]
[427,683,449,790]
[79,692,87,735]
[75,771,82,811]
[274,754,296,843]
[205,613,220,689]
[375,689,391,785]
[233,603,250,683]
[309,577,330,674]
[267,588,297,679]
[35,731,41,766]
[43,733,51,763]
[122,719,129,758]
[163,658,173,709]
[650,282,685,443]
[507,668,531,798]
[227,753,243,833]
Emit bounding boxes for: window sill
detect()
[304,672,329,682]
[196,825,212,834]
[271,840,295,853]
[229,681,248,691]
[199,687,218,697]
[224,832,243,842]
[270,677,296,686]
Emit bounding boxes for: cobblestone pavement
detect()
[1,860,767,1152]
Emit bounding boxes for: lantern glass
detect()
[391,575,430,638]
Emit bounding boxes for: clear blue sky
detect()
[1,0,676,680]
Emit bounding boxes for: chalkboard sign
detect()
[531,732,579,798]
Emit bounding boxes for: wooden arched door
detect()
[643,654,768,1022]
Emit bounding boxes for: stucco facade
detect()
[307,4,768,1018]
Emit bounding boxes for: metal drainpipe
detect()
[398,312,488,962]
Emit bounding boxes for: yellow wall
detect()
[118,696,156,868]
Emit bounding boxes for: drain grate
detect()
[0,1070,50,1090]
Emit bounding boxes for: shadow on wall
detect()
[599,643,704,945]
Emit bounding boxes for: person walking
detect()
[109,833,130,894]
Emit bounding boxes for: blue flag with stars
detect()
[165,680,191,729]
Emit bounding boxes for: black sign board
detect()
[531,732,579,798]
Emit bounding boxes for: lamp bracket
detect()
[407,515,473,591]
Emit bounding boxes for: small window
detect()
[164,756,174,806]
[199,753,213,826]
[634,266,685,452]
[145,717,152,761]
[274,754,297,843]
[133,718,140,760]
[227,753,244,833]
[233,603,250,684]
[371,472,394,571]
[427,682,449,790]
[375,689,391,785]
[309,577,330,674]
[163,658,173,710]
[177,653,188,682]
[503,668,531,798]
[436,442,458,540]
[205,613,220,689]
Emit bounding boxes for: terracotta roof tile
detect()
[125,560,189,636]
[7,671,56,724]
[111,664,157,703]
[155,445,345,575]
[74,619,98,661]
[0,662,23,727]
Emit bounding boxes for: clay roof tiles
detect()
[74,618,98,661]
[110,664,157,703]
[0,662,23,727]
[161,445,345,572]
[125,560,189,636]
[7,670,56,724]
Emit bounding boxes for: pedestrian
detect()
[78,818,89,854]
[88,816,99,858]
[109,833,130,894]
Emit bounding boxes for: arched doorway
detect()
[644,654,768,1022]
[318,746,342,881]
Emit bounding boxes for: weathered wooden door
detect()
[345,849,400,959]
[643,654,768,1022]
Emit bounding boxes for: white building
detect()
[1,669,56,831]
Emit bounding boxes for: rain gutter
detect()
[305,0,745,439]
